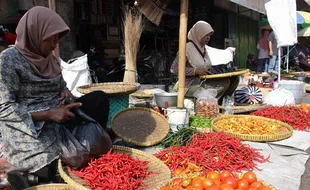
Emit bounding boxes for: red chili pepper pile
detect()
[68,149,154,190]
[155,132,268,172]
[252,106,310,131]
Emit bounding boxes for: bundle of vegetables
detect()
[155,132,268,172]
[252,106,310,131]
[161,163,273,190]
[214,117,282,135]
[159,127,197,148]
[68,149,154,190]
[190,115,212,129]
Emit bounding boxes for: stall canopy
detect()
[230,0,266,14]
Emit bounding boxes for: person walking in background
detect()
[256,29,269,73]
[268,31,281,74]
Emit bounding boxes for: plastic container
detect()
[278,80,305,104]
[166,107,189,132]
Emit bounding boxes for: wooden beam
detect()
[177,0,189,108]
[48,0,60,60]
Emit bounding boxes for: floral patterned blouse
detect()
[0,47,67,173]
[170,53,201,92]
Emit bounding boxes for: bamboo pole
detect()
[177,0,189,108]
[48,0,60,59]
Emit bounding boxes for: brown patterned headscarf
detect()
[15,6,70,78]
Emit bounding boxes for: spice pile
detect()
[161,163,272,190]
[155,132,268,172]
[253,106,310,131]
[69,149,154,190]
[213,116,283,135]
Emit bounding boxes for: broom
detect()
[122,6,144,84]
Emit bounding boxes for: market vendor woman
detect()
[171,21,239,103]
[0,6,110,189]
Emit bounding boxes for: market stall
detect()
[20,1,310,190]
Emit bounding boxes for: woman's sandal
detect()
[7,170,38,189]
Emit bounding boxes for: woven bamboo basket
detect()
[212,115,293,142]
[218,104,269,114]
[131,90,153,98]
[58,145,171,190]
[24,184,71,190]
[200,69,250,79]
[77,82,140,96]
[289,71,310,76]
[111,108,169,146]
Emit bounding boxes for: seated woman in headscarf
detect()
[0,6,111,189]
[170,21,239,103]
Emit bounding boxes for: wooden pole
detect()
[177,0,189,108]
[48,0,60,59]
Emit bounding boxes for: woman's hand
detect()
[194,68,212,76]
[60,90,75,105]
[47,102,82,123]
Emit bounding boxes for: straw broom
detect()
[123,6,144,84]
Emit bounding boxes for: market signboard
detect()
[230,0,266,14]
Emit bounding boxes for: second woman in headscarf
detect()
[170,21,239,103]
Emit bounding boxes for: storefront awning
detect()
[230,0,266,14]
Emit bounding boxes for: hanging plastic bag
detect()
[263,88,295,106]
[60,55,92,98]
[193,87,219,118]
[57,126,88,169]
[57,98,112,169]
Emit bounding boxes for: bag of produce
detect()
[193,87,219,118]
[57,99,112,169]
[264,88,295,106]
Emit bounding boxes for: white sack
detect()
[205,46,235,66]
[61,55,92,98]
[263,88,295,106]
[265,0,297,47]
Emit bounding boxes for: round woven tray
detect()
[289,71,310,76]
[212,115,293,142]
[200,69,250,79]
[24,184,71,190]
[58,145,171,190]
[131,90,153,98]
[218,104,269,114]
[77,82,140,95]
[112,108,169,146]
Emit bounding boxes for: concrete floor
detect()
[298,94,310,190]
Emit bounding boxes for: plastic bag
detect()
[57,100,112,169]
[193,88,219,118]
[60,55,92,98]
[222,95,234,115]
[263,88,295,106]
[57,126,88,169]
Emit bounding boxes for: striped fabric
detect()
[137,0,170,26]
[234,86,263,104]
